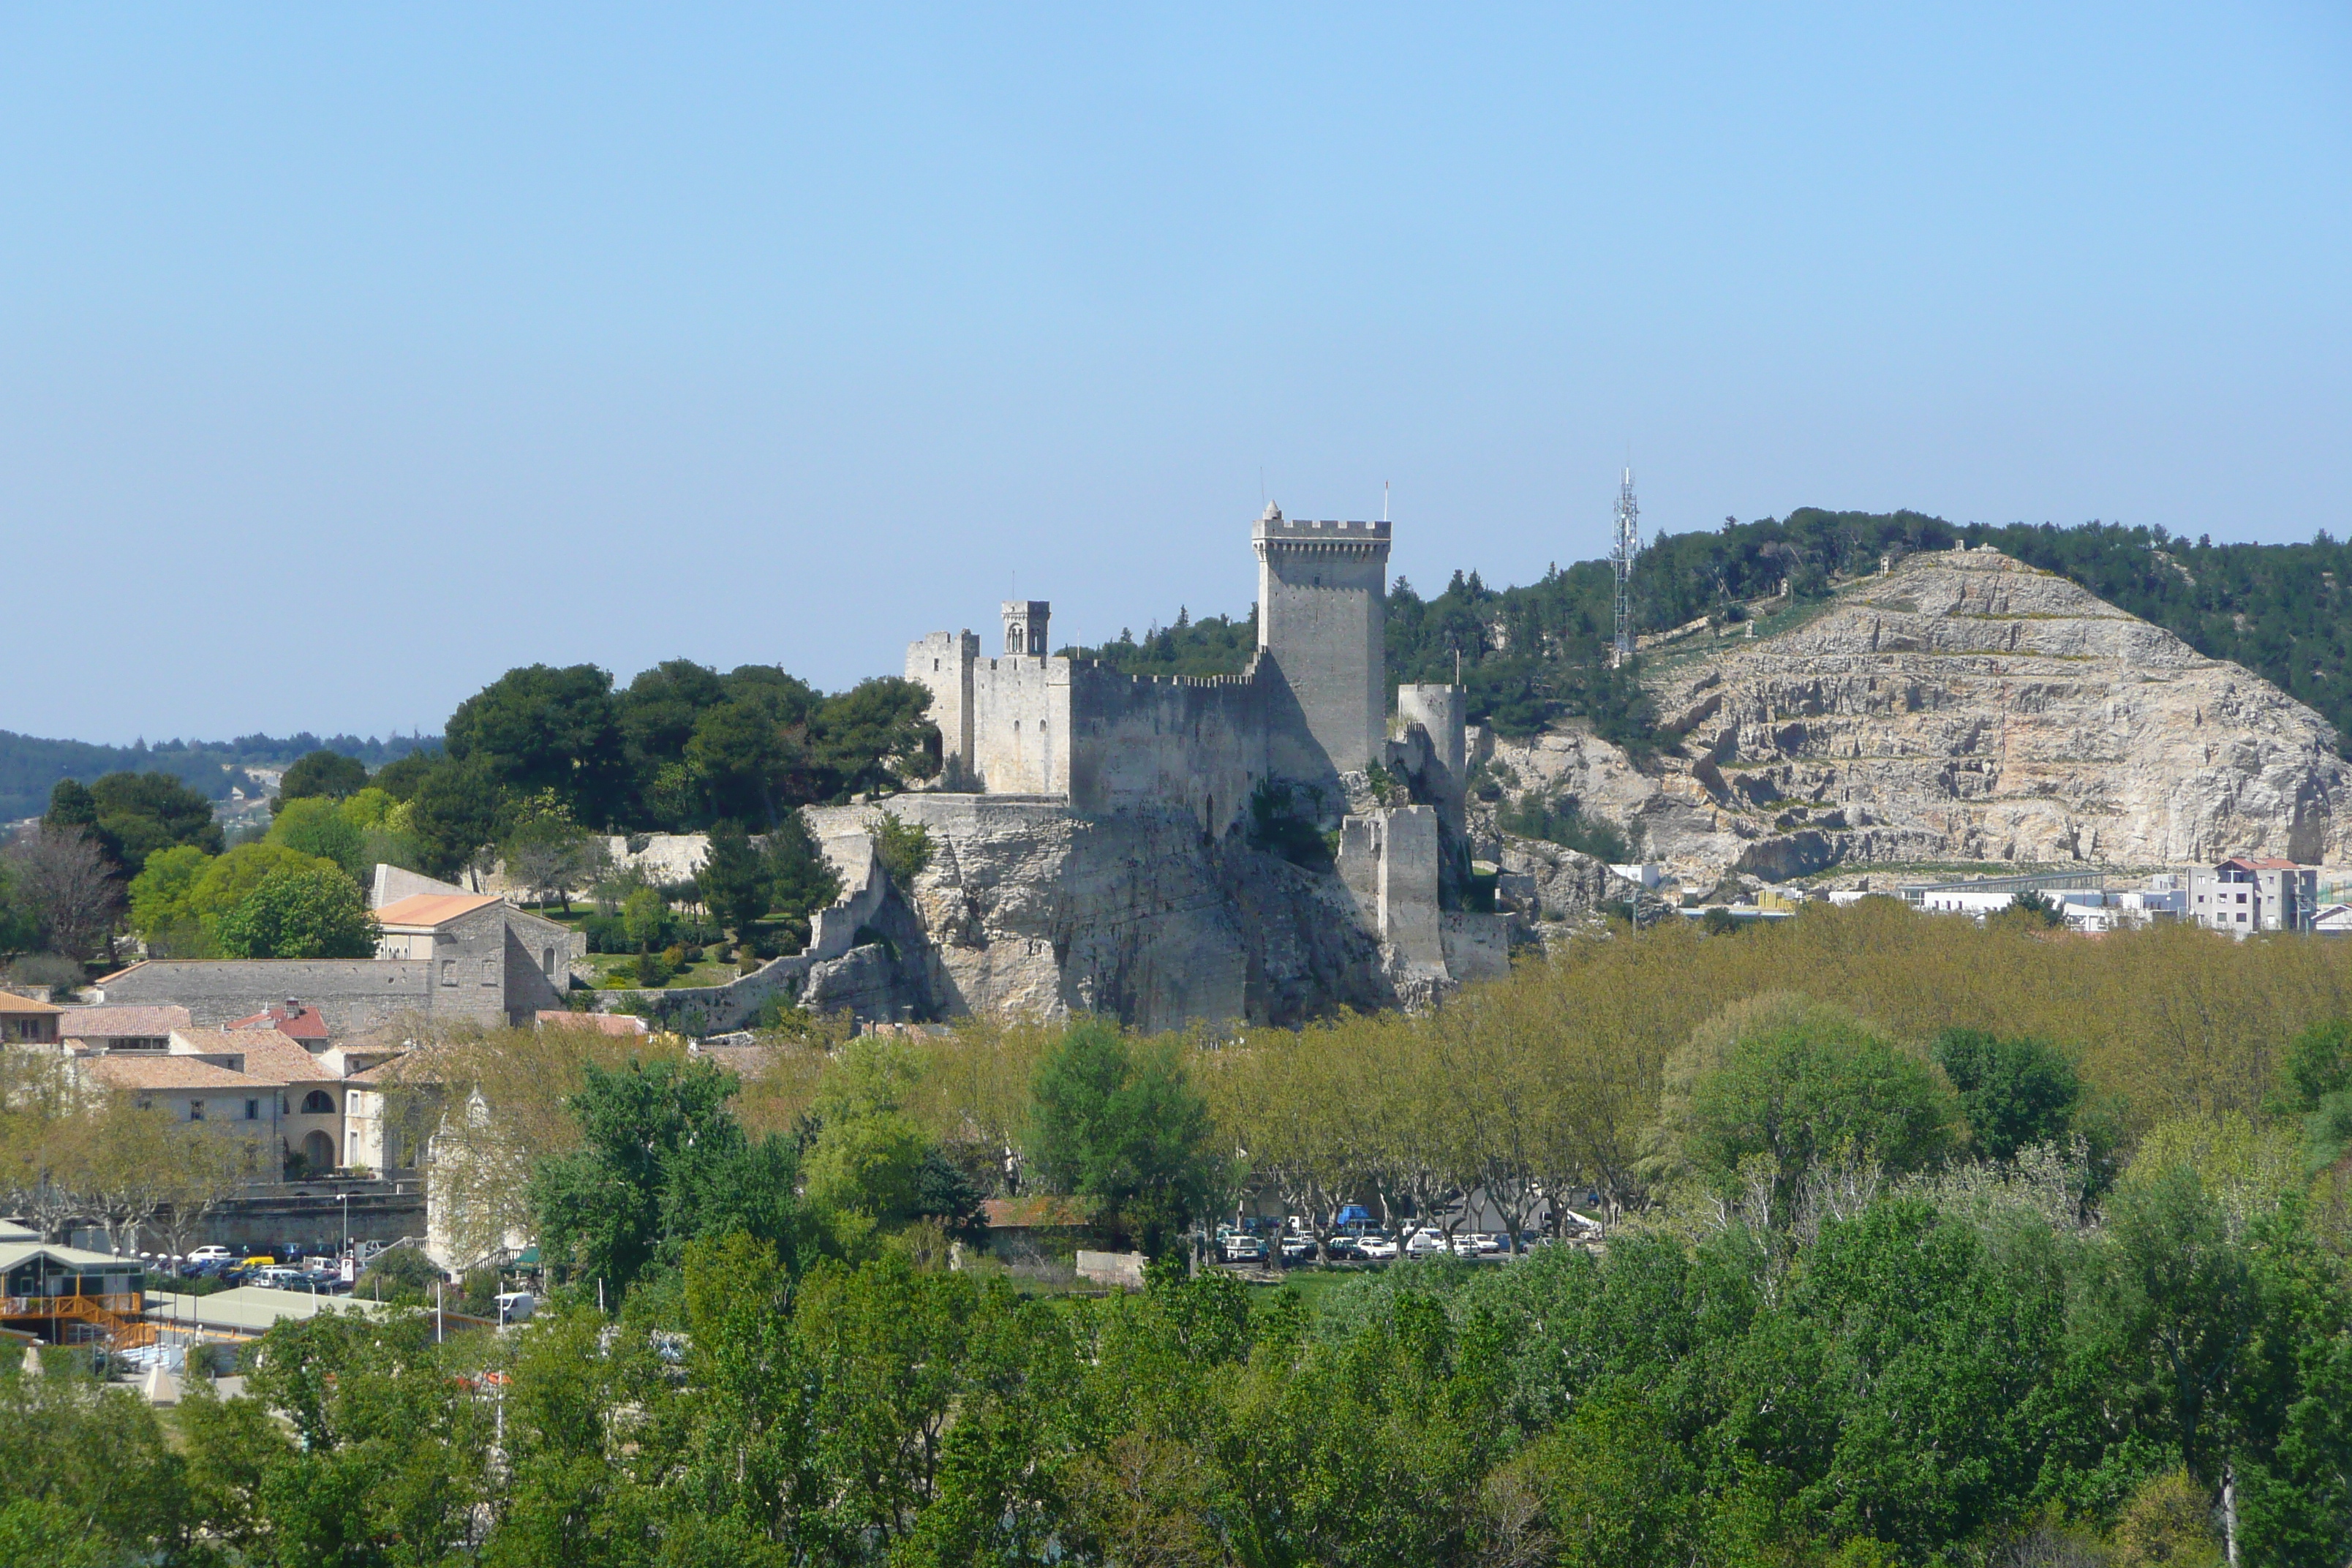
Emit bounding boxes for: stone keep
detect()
[1254,510,1390,783]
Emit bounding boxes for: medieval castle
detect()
[907,503,1505,1000]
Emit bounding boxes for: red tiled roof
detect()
[373,892,502,929]
[227,1003,331,1040]
[0,992,64,1015]
[2218,856,2303,871]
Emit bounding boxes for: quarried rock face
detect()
[1482,547,2352,884]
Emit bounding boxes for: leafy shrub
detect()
[872,810,932,886]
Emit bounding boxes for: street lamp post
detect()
[339,1191,350,1265]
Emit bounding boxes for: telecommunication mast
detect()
[1610,465,1642,668]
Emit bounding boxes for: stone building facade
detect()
[91,874,583,1034]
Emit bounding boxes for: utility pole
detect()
[1611,465,1642,668]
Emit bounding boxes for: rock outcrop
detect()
[813,795,1405,1031]
[1482,546,2352,885]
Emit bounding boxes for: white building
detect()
[2187,857,2318,936]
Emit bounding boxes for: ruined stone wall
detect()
[1064,661,1268,834]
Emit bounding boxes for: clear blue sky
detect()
[5,4,2348,744]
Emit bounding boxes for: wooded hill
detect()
[0,730,437,823]
[1073,511,2352,753]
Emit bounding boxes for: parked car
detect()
[1405,1230,1447,1258]
[1221,1234,1267,1264]
[1325,1235,1365,1261]
[187,1245,234,1266]
[250,1266,312,1291]
[1278,1234,1313,1261]
[1357,1233,1400,1261]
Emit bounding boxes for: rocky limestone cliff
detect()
[1481,546,2352,885]
[810,796,1406,1031]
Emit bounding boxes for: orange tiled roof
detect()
[170,1028,337,1085]
[82,1054,262,1091]
[0,991,65,1015]
[58,1005,191,1038]
[373,892,502,929]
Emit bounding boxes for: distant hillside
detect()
[0,730,440,821]
[1074,510,2352,753]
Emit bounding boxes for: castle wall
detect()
[968,654,1071,794]
[1064,661,1267,833]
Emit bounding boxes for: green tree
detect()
[124,843,214,953]
[619,884,674,954]
[86,770,223,878]
[1931,1027,2083,1161]
[1030,1021,1221,1256]
[405,755,508,881]
[809,676,938,796]
[367,747,440,802]
[686,697,802,826]
[528,1057,801,1298]
[697,819,772,938]
[274,748,369,813]
[42,778,121,871]
[265,794,369,881]
[184,841,337,941]
[803,1111,932,1251]
[767,810,842,919]
[214,863,382,959]
[2280,1019,2352,1113]
[1673,999,1960,1212]
[444,662,630,826]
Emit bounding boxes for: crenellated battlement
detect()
[1251,505,1391,557]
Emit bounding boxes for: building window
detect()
[481,957,498,987]
[441,959,457,987]
[301,1090,335,1115]
[188,1100,204,1122]
[246,1098,260,1121]
[543,946,556,976]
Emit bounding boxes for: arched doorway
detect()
[302,1131,336,1172]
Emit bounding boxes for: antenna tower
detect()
[1610,466,1642,667]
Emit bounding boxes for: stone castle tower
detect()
[1253,505,1390,782]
